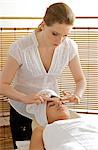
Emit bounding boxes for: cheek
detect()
[62,36,66,42]
[46,109,57,123]
[58,111,70,120]
[48,34,54,42]
[46,32,55,42]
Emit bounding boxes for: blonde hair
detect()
[44,2,75,26]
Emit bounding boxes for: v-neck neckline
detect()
[33,30,57,74]
[37,46,56,74]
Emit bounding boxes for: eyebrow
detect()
[47,100,53,105]
[47,100,54,107]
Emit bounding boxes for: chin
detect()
[58,113,70,120]
[50,44,58,48]
[53,44,59,48]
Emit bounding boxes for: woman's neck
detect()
[35,30,53,51]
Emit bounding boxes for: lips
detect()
[54,43,59,46]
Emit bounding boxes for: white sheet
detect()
[43,116,98,150]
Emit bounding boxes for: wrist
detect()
[20,94,28,103]
[74,92,82,99]
[74,94,82,103]
[75,94,82,99]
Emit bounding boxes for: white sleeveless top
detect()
[9,30,78,119]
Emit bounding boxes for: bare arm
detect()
[69,55,86,98]
[0,56,44,104]
[29,127,44,150]
[62,55,86,103]
[0,56,25,101]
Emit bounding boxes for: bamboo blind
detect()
[58,29,98,112]
[0,126,14,150]
[0,28,98,115]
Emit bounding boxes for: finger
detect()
[62,90,67,95]
[60,95,72,101]
[40,93,49,98]
[39,96,44,103]
[35,95,45,103]
[35,100,42,105]
[62,91,71,96]
[74,96,80,103]
[43,97,54,102]
[70,94,80,103]
[60,95,75,103]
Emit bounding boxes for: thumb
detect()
[62,90,71,95]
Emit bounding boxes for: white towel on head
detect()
[26,103,48,127]
[26,89,60,127]
[39,89,60,98]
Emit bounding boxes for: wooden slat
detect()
[0,126,14,150]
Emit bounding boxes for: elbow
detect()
[0,79,2,94]
[0,82,4,95]
[82,75,87,88]
[0,81,9,95]
[76,76,87,88]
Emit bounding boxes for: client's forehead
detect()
[46,100,65,107]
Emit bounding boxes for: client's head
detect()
[46,100,70,124]
[26,89,71,127]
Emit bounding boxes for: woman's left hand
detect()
[61,91,80,104]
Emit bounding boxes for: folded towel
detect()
[26,89,59,127]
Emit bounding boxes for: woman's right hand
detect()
[23,93,47,105]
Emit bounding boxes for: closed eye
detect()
[52,32,58,36]
[49,103,55,107]
[52,32,67,37]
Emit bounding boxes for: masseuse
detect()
[0,2,86,124]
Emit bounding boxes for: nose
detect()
[55,36,63,45]
[55,100,62,107]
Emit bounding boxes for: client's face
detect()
[46,99,71,124]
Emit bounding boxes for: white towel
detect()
[26,89,80,127]
[26,89,60,127]
[43,118,98,150]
